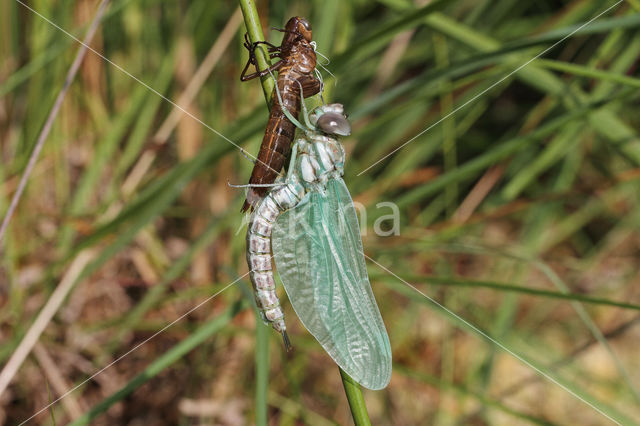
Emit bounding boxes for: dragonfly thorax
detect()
[295,135,345,191]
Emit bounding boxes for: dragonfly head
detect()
[285,17,313,42]
[310,104,351,137]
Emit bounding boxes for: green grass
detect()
[1,0,639,424]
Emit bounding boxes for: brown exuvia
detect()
[240,16,321,212]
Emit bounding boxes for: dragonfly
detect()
[240,16,321,212]
[245,80,392,390]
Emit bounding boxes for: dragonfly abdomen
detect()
[246,177,305,343]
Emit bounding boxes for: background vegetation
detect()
[1,0,639,424]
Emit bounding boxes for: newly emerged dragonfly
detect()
[246,83,392,390]
[240,16,321,212]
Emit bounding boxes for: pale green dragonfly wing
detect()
[272,178,392,390]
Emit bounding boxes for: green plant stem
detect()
[238,2,274,425]
[255,319,270,426]
[340,368,371,426]
[238,0,274,103]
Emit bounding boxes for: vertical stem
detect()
[238,3,273,424]
[433,33,457,217]
[255,319,270,426]
[238,0,274,104]
[340,368,372,426]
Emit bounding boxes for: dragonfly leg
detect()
[240,35,285,81]
[237,147,255,164]
[242,32,253,52]
[239,54,257,81]
[259,41,280,52]
[271,27,303,45]
[228,181,286,188]
[294,80,314,130]
[243,32,280,51]
[250,42,281,55]
[267,68,308,132]
[240,59,284,81]
[285,141,300,182]
[243,33,280,53]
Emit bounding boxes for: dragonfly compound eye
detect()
[299,18,312,32]
[317,112,351,136]
[297,18,312,41]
